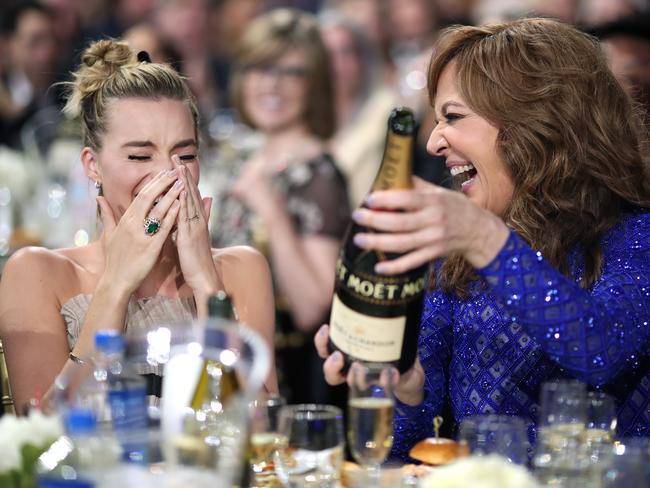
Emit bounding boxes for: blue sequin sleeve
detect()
[477,213,650,386]
[391,291,455,460]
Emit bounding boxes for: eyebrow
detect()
[440,101,465,113]
[121,139,197,150]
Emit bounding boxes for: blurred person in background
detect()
[590,12,650,115]
[155,0,222,123]
[0,39,277,413]
[0,2,63,154]
[578,0,647,25]
[319,9,396,207]
[213,8,350,405]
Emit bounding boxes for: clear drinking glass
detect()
[347,363,396,482]
[249,394,287,486]
[458,415,529,465]
[274,404,345,488]
[533,379,589,486]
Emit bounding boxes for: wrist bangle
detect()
[69,352,86,365]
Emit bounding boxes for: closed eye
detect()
[444,112,465,122]
[128,155,150,161]
[179,154,197,162]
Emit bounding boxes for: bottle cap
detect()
[95,330,124,353]
[64,408,97,435]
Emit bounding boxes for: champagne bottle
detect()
[328,107,427,373]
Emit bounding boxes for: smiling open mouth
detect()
[450,163,477,190]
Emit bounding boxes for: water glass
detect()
[347,363,396,481]
[534,380,589,486]
[249,394,287,485]
[458,415,529,465]
[274,404,345,488]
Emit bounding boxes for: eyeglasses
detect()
[242,63,309,81]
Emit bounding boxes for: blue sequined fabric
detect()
[392,211,650,461]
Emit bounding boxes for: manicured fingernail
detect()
[375,262,388,274]
[364,194,375,206]
[318,326,327,336]
[173,179,183,188]
[353,234,368,247]
[351,209,364,222]
[332,351,342,362]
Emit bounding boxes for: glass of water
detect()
[458,415,529,465]
[274,404,344,488]
[347,363,395,481]
[249,394,286,486]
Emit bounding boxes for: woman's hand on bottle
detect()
[314,324,426,406]
[96,169,182,295]
[351,178,510,274]
[172,157,219,297]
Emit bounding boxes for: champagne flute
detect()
[347,363,396,482]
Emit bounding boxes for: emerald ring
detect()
[144,216,161,236]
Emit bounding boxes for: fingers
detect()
[323,351,346,386]
[352,206,435,233]
[353,227,441,254]
[314,325,330,358]
[314,325,347,385]
[155,200,181,240]
[202,197,212,222]
[133,169,180,215]
[96,196,117,234]
[174,158,200,220]
[374,247,436,275]
[146,178,184,221]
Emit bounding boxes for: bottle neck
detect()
[371,130,414,192]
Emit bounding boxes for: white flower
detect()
[420,454,540,488]
[27,410,63,444]
[0,412,63,474]
[0,415,25,472]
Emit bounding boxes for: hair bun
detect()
[81,39,133,74]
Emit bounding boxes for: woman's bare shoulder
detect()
[211,245,267,266]
[211,246,271,288]
[1,245,92,302]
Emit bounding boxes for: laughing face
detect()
[82,97,199,220]
[427,62,514,216]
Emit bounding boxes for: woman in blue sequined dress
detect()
[315,17,650,459]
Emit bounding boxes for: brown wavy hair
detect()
[428,18,650,296]
[231,8,335,139]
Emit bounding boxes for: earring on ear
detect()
[94,181,102,189]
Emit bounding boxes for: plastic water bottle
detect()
[36,408,117,487]
[94,331,148,463]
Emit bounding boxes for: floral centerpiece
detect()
[0,411,62,488]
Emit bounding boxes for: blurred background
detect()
[0,0,648,256]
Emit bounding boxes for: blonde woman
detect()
[0,40,278,413]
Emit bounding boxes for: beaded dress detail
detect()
[392,211,650,460]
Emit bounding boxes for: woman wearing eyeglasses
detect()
[212,8,350,405]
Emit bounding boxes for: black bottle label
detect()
[329,257,426,363]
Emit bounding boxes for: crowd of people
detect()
[0,0,648,464]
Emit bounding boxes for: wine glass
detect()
[347,363,396,482]
[458,415,529,465]
[274,404,345,488]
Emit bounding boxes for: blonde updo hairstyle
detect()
[64,39,199,150]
